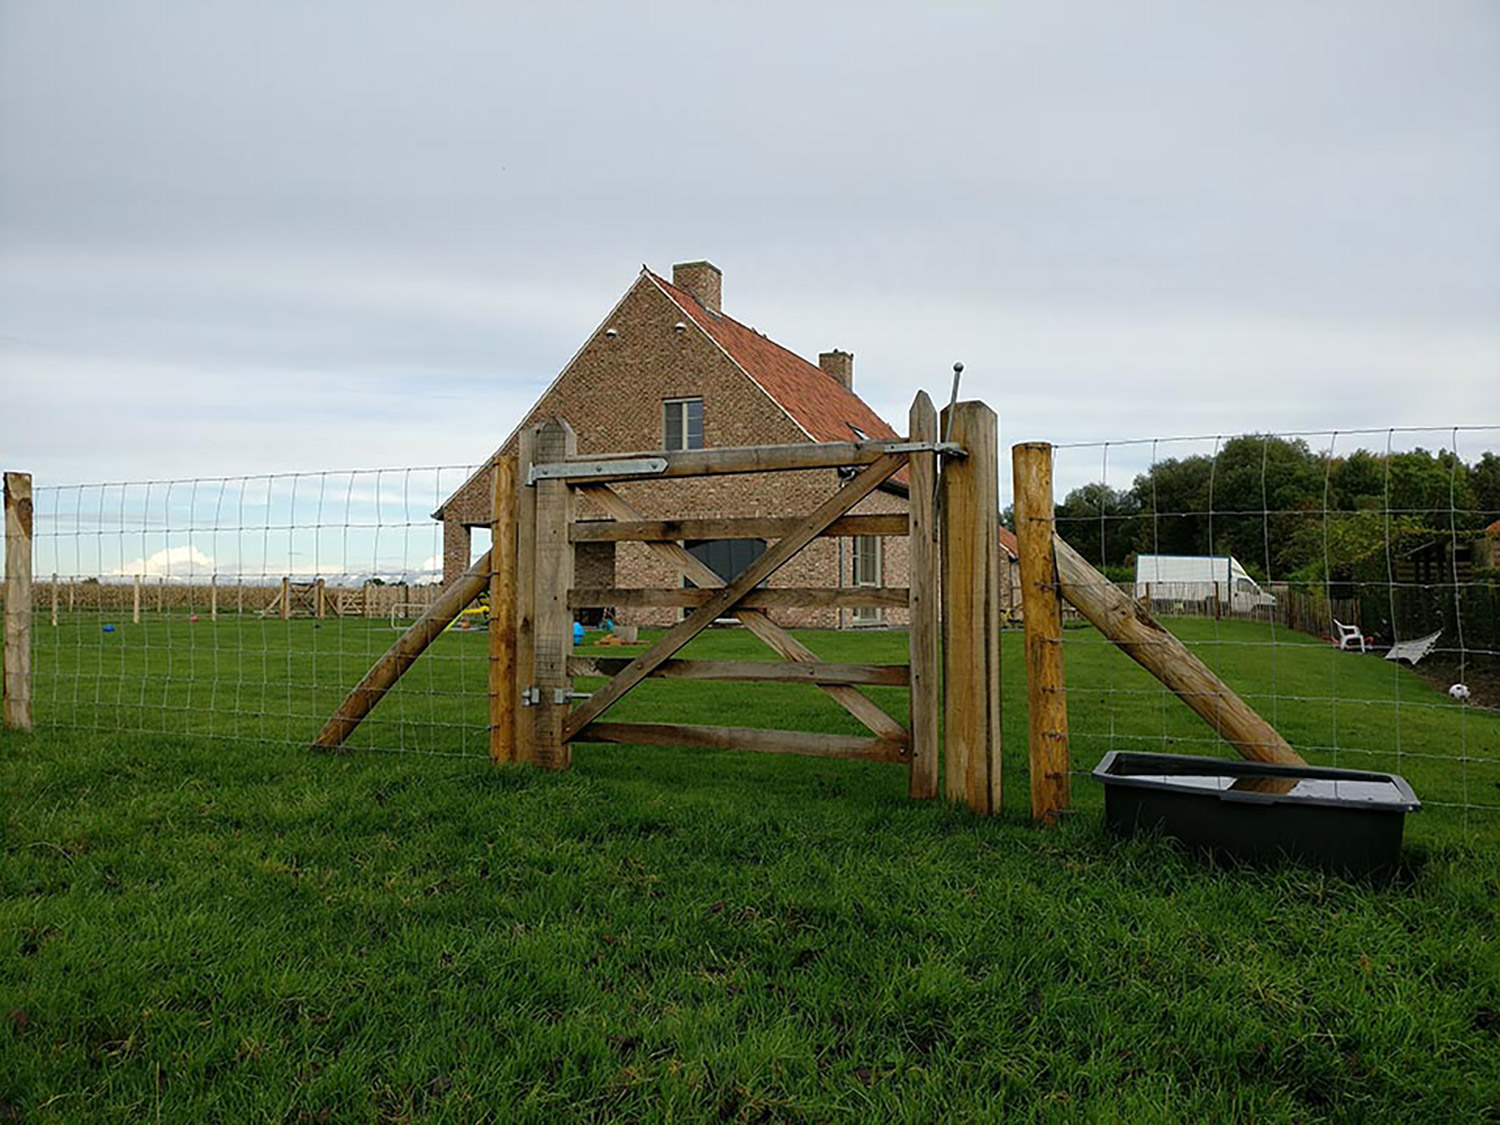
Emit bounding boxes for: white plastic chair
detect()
[1333,619,1365,653]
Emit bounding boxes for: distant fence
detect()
[1090,581,1363,639]
[3,578,443,619]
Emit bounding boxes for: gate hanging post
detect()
[531,419,577,770]
[907,392,941,799]
[939,402,1001,815]
[489,452,518,764]
[1013,442,1070,823]
[4,472,33,732]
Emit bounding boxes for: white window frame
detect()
[663,397,704,452]
[851,534,882,623]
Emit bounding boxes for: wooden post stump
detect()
[3,472,33,731]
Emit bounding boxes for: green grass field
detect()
[3,616,1498,1121]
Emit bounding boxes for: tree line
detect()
[1031,436,1500,587]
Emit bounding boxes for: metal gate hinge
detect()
[882,441,967,458]
[526,457,668,486]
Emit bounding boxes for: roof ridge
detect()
[647,269,834,382]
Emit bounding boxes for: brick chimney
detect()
[672,261,722,315]
[819,350,854,390]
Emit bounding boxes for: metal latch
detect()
[527,457,668,486]
[521,687,541,706]
[555,689,592,704]
[881,441,967,458]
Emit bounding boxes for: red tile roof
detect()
[648,272,901,447]
[646,271,1025,553]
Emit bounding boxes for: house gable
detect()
[436,272,812,526]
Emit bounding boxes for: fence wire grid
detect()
[3,425,1499,825]
[11,465,493,758]
[1045,426,1500,823]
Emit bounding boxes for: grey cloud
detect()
[1,0,1495,493]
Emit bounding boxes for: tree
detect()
[1054,483,1141,567]
[1469,452,1500,524]
[1130,454,1214,557]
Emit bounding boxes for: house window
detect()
[664,398,704,451]
[683,538,765,621]
[851,534,882,624]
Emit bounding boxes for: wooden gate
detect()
[500,393,1004,812]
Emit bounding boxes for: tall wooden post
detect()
[489,454,519,764]
[940,402,1001,815]
[3,472,33,731]
[1013,442,1070,823]
[210,574,218,621]
[280,576,291,622]
[907,392,940,799]
[315,578,326,620]
[133,574,142,624]
[67,582,75,612]
[50,573,58,627]
[532,420,577,771]
[157,576,164,614]
[513,427,540,766]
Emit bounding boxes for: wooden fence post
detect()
[940,402,1001,815]
[532,420,577,771]
[513,426,540,766]
[157,576,164,614]
[133,574,142,624]
[4,472,33,731]
[316,578,326,620]
[489,453,518,764]
[280,576,291,622]
[907,392,940,799]
[1013,442,1070,823]
[210,574,218,621]
[50,573,58,627]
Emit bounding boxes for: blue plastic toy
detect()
[102,624,116,633]
[573,621,585,645]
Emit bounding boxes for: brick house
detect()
[434,260,1016,628]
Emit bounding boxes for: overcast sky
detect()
[3,0,1497,507]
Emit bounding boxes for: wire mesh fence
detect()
[1047,426,1500,822]
[3,426,1499,825]
[9,465,494,758]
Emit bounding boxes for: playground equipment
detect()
[309,397,1305,822]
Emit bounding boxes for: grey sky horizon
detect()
[3,0,1497,515]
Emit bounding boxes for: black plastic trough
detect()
[1093,751,1421,877]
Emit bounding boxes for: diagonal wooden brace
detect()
[563,454,909,741]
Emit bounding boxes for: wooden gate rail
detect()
[533,438,946,484]
[570,514,907,542]
[578,722,908,762]
[568,587,910,610]
[568,657,909,686]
